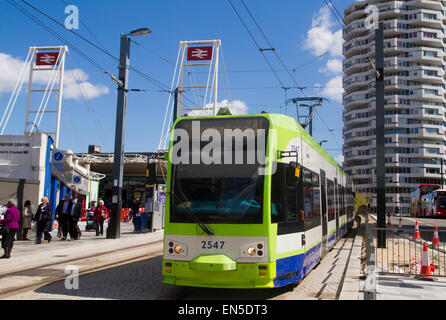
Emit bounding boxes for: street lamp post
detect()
[107,28,151,239]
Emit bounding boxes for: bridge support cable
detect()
[157,45,182,153]
[0,48,33,135]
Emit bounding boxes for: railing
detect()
[363,214,446,299]
[366,223,446,278]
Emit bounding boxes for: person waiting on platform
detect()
[69,195,83,240]
[131,198,141,229]
[34,197,52,244]
[0,199,21,259]
[22,200,33,241]
[55,194,71,240]
[93,200,108,236]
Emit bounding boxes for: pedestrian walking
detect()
[55,194,71,240]
[68,196,83,240]
[0,199,21,259]
[131,198,141,230]
[22,200,33,240]
[145,194,153,231]
[93,200,108,236]
[33,197,52,244]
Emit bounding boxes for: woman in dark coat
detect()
[0,199,21,259]
[33,197,52,244]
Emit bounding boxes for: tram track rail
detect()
[0,239,164,299]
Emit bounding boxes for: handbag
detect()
[101,211,107,219]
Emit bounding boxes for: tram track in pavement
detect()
[0,240,164,299]
[1,220,361,300]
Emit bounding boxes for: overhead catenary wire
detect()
[7,0,204,151]
[239,0,303,91]
[60,0,109,53]
[66,52,113,150]
[61,107,84,151]
[321,0,379,77]
[16,0,201,104]
[227,0,286,89]
[6,0,110,77]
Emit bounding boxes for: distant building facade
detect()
[343,0,446,214]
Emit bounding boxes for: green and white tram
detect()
[162,112,356,288]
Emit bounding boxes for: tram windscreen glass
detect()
[170,117,269,224]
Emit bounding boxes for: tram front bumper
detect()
[162,259,276,289]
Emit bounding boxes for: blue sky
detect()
[0,0,355,162]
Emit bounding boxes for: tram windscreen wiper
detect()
[173,166,214,235]
[184,209,215,235]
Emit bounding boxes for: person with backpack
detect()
[33,197,52,244]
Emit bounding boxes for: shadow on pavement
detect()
[34,255,173,300]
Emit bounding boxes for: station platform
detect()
[0,221,164,298]
[1,218,444,300]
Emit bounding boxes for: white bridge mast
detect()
[25,46,68,148]
[177,39,221,117]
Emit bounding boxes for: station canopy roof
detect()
[75,152,166,177]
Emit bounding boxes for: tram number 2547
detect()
[201,240,225,250]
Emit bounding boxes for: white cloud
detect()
[303,7,343,58]
[0,52,109,100]
[319,59,343,75]
[188,99,248,116]
[335,154,344,165]
[321,75,344,103]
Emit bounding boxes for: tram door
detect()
[320,170,328,257]
[334,178,339,240]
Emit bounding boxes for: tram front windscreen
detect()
[170,117,269,225]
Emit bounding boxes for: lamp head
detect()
[129,27,152,37]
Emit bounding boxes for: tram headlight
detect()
[174,245,183,254]
[247,246,256,256]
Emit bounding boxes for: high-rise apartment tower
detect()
[343,0,446,214]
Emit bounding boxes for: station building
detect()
[75,146,167,211]
[0,133,102,219]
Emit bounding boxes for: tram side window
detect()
[303,168,321,230]
[327,179,335,221]
[339,185,346,216]
[312,172,321,227]
[271,162,304,234]
[286,164,298,219]
[271,163,286,223]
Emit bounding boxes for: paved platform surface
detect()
[3,216,444,300]
[2,221,163,264]
[0,221,164,298]
[377,275,446,300]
